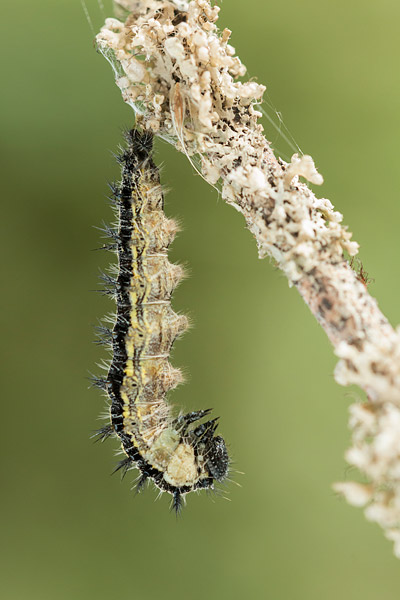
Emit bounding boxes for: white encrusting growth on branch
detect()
[96,0,400,556]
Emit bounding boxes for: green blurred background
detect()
[1,0,400,598]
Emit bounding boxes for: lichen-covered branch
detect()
[96,0,400,556]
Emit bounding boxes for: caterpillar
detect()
[94,128,229,512]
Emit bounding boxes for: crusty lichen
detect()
[97,0,357,277]
[97,0,400,556]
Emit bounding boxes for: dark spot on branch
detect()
[321,297,332,310]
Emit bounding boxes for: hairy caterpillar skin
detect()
[95,129,229,512]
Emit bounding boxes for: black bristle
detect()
[99,272,118,288]
[94,325,113,337]
[93,337,112,348]
[94,325,114,347]
[96,224,119,242]
[91,425,114,443]
[171,490,182,515]
[135,473,149,494]
[89,375,108,391]
[112,457,132,479]
[174,409,212,436]
[97,272,118,297]
[91,242,118,252]
[107,181,121,199]
[115,152,126,165]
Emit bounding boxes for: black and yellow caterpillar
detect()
[94,129,228,511]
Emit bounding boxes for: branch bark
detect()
[96,0,400,556]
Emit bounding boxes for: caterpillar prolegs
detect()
[95,129,229,511]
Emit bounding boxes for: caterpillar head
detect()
[204,435,229,482]
[186,414,229,483]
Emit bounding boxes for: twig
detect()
[96,0,400,556]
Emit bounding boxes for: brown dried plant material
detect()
[96,0,400,555]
